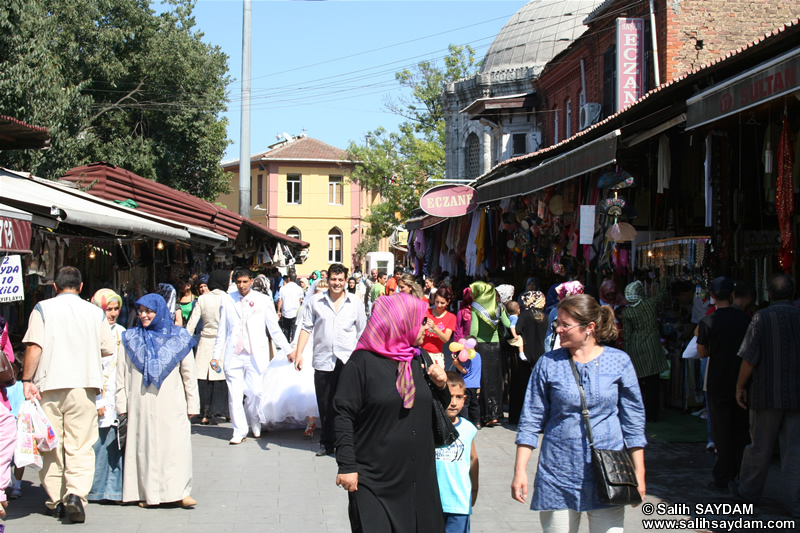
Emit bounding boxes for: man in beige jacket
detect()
[22,266,115,523]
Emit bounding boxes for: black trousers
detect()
[639,374,661,422]
[477,342,502,424]
[708,395,751,486]
[197,379,229,419]
[279,316,297,343]
[458,388,481,427]
[314,358,344,451]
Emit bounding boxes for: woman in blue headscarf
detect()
[117,293,200,508]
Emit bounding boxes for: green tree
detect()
[0,0,231,200]
[347,45,478,238]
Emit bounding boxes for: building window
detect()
[257,174,263,205]
[328,176,344,205]
[553,107,559,144]
[287,174,301,204]
[603,45,616,119]
[465,133,480,179]
[328,227,342,263]
[565,100,572,139]
[286,226,301,240]
[512,133,527,156]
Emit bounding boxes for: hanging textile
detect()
[776,113,795,273]
[657,135,671,194]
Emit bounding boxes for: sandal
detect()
[1,501,8,519]
[200,418,210,425]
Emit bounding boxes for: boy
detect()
[505,301,526,360]
[436,372,479,533]
[451,337,481,427]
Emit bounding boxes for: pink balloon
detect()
[457,338,467,345]
[458,349,469,362]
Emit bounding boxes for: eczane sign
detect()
[419,184,478,218]
[616,18,645,111]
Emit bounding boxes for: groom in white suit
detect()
[213,267,292,444]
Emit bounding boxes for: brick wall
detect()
[663,0,797,80]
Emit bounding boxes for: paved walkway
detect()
[3,419,795,532]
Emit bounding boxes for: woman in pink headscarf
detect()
[334,293,448,532]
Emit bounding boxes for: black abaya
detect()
[334,349,449,533]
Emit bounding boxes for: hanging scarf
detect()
[157,283,177,319]
[122,293,196,389]
[356,293,427,409]
[625,280,645,307]
[777,114,795,273]
[470,281,500,328]
[208,270,230,292]
[91,288,122,311]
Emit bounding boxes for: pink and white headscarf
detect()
[356,293,427,409]
[556,280,584,301]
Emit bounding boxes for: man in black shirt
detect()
[697,277,752,489]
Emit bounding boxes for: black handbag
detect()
[419,349,458,448]
[568,358,642,506]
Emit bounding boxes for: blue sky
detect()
[166,0,529,160]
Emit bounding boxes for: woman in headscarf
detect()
[470,280,510,427]
[454,287,473,342]
[334,293,449,532]
[622,279,669,422]
[185,270,230,425]
[87,289,125,503]
[599,279,626,309]
[0,315,17,518]
[117,293,199,508]
[544,281,584,353]
[508,291,550,425]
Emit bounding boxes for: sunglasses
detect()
[422,317,429,326]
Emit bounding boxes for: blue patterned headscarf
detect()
[122,293,196,389]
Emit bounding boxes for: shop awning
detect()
[0,170,191,241]
[0,203,33,253]
[0,115,50,150]
[476,130,620,204]
[686,47,800,130]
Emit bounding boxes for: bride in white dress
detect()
[258,278,322,435]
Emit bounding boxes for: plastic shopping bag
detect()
[14,400,44,470]
[682,336,700,359]
[32,398,59,452]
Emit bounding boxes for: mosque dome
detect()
[480,0,604,74]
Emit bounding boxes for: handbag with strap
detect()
[568,357,642,506]
[418,348,458,448]
[0,350,16,388]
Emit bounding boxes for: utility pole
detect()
[238,0,252,217]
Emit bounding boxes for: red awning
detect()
[60,162,307,246]
[0,115,50,150]
[0,205,33,253]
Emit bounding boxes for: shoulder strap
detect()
[568,357,594,447]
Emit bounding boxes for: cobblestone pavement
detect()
[3,419,794,532]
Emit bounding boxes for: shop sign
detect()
[686,48,800,130]
[579,205,596,245]
[616,18,645,111]
[0,255,24,303]
[0,215,32,254]
[420,184,478,218]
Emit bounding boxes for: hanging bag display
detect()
[418,349,458,448]
[568,358,642,506]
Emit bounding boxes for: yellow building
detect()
[218,135,388,273]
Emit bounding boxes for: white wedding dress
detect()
[259,307,319,429]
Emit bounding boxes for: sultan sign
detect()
[616,18,645,111]
[420,184,478,218]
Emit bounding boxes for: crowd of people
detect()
[1,262,798,532]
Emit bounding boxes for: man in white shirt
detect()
[277,272,304,342]
[291,263,367,456]
[213,267,291,444]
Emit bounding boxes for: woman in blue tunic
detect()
[511,294,646,532]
